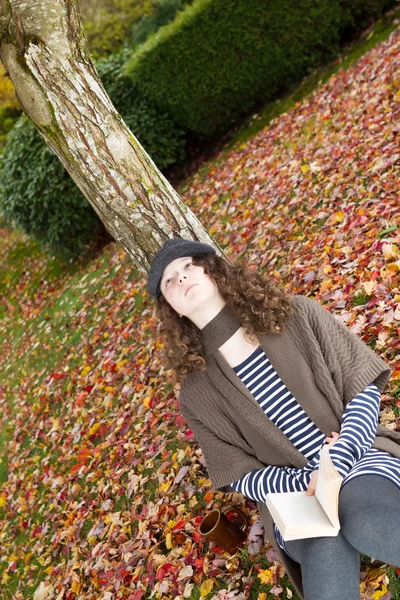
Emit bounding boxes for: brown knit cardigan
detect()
[178,295,400,598]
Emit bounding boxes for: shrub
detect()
[79,0,148,59]
[0,116,104,259]
[122,0,344,139]
[127,0,193,48]
[339,0,398,41]
[122,0,398,140]
[96,50,186,168]
[0,105,21,150]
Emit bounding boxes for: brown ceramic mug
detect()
[199,505,248,552]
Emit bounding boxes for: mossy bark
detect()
[0,0,223,273]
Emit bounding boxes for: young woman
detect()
[147,238,400,600]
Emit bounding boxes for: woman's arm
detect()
[327,382,381,477]
[237,381,380,501]
[307,382,381,494]
[231,457,319,503]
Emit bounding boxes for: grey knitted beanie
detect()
[147,238,216,299]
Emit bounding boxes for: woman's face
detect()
[160,256,222,319]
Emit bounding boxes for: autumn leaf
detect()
[200,578,214,597]
[258,568,274,585]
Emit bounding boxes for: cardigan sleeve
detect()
[327,382,381,477]
[298,295,392,404]
[179,400,267,494]
[230,454,319,502]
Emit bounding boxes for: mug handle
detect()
[223,506,248,532]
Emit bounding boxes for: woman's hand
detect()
[306,431,340,496]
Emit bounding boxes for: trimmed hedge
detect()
[96,51,186,169]
[339,0,397,40]
[123,0,397,139]
[0,116,104,259]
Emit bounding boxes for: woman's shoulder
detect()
[179,367,209,405]
[289,294,331,319]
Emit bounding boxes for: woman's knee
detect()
[286,532,358,565]
[286,535,360,600]
[338,476,400,556]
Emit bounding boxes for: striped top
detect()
[230,345,400,558]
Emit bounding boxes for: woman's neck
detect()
[218,327,260,368]
[199,304,259,361]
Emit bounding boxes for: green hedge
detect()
[96,51,186,169]
[339,0,397,40]
[123,0,397,139]
[0,104,21,150]
[0,116,104,259]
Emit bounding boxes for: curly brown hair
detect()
[155,254,294,382]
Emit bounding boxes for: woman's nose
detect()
[178,273,188,283]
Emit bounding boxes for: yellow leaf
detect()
[160,480,172,493]
[0,496,6,508]
[385,262,399,277]
[373,585,388,599]
[166,532,173,549]
[363,280,377,295]
[258,594,267,600]
[258,568,274,585]
[382,243,399,259]
[49,418,60,432]
[209,224,219,235]
[103,332,109,339]
[88,423,100,436]
[300,164,309,173]
[200,578,214,597]
[1,572,10,584]
[143,397,151,408]
[71,580,82,594]
[333,210,345,223]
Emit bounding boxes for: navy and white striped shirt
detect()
[230,346,400,558]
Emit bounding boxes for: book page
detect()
[315,445,342,528]
[266,492,339,540]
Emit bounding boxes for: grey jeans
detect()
[285,475,400,600]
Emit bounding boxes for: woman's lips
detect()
[185,284,197,296]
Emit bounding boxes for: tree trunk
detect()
[0,0,224,273]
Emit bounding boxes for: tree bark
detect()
[0,0,224,273]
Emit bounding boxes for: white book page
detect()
[315,446,342,528]
[267,492,332,528]
[266,491,340,540]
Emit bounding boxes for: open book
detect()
[265,445,343,541]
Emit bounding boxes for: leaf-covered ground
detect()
[1,24,400,600]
